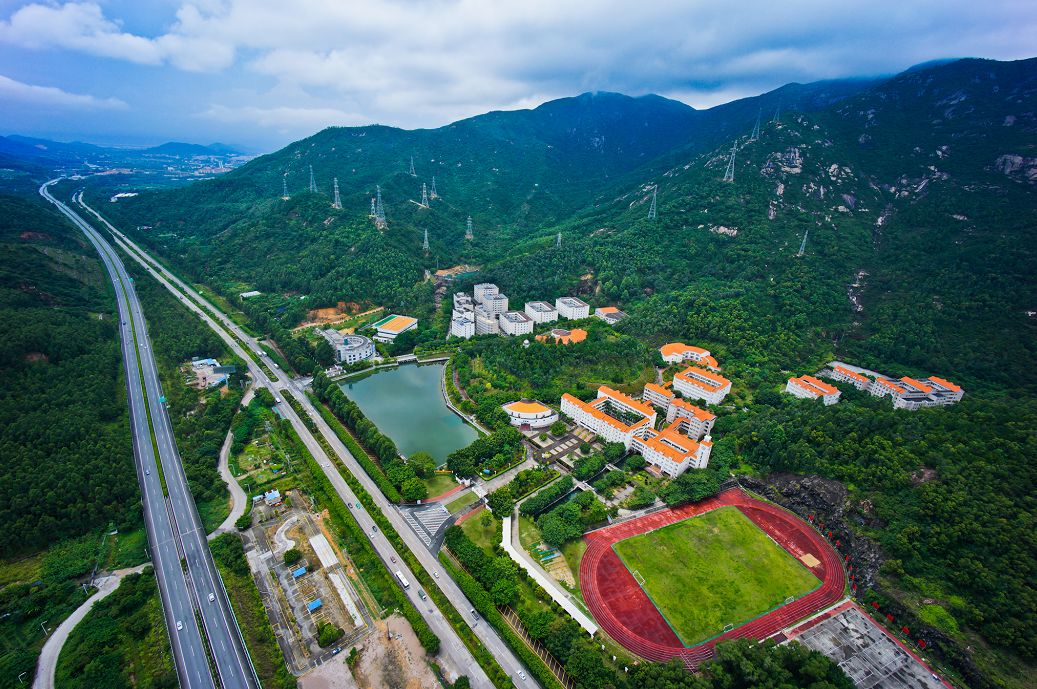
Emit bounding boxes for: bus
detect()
[394,570,410,589]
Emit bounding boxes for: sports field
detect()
[613,505,820,646]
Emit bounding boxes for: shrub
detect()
[283,548,302,566]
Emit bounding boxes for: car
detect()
[371,526,377,534]
[208,593,215,603]
[519,671,527,681]
[145,469,150,476]
[175,620,183,631]
[433,571,439,579]
[331,648,341,655]
[418,590,427,600]
[347,503,352,509]
[390,556,396,563]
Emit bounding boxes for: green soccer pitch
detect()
[612,505,820,646]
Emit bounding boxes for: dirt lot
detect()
[350,614,440,689]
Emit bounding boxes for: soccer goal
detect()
[631,569,647,587]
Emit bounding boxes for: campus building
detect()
[555,296,590,320]
[320,330,376,364]
[473,283,499,304]
[659,343,720,370]
[630,420,713,477]
[665,399,716,440]
[535,328,587,345]
[449,314,476,339]
[499,310,534,336]
[482,293,509,316]
[525,301,559,324]
[474,305,500,335]
[642,382,675,409]
[595,306,627,325]
[560,386,657,447]
[672,366,731,405]
[453,292,475,312]
[371,314,418,343]
[786,375,841,405]
[828,363,870,390]
[502,400,558,429]
[822,362,964,411]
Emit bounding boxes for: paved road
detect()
[80,196,541,689]
[33,565,151,689]
[40,181,216,689]
[211,387,255,539]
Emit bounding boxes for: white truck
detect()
[394,570,410,589]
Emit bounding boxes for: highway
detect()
[40,181,215,689]
[77,194,541,689]
[43,180,259,689]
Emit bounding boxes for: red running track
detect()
[579,488,846,668]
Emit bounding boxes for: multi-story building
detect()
[474,305,500,335]
[535,328,587,345]
[659,343,720,370]
[828,363,870,390]
[642,382,675,409]
[524,301,558,324]
[665,398,715,439]
[320,330,376,364]
[594,306,627,325]
[502,400,558,429]
[786,375,841,405]
[482,293,509,316]
[555,296,590,320]
[499,310,534,336]
[473,283,499,304]
[630,419,712,477]
[449,314,475,339]
[560,386,657,447]
[672,366,731,405]
[370,314,418,343]
[887,376,964,410]
[453,292,475,312]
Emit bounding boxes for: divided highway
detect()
[41,180,257,689]
[77,194,541,688]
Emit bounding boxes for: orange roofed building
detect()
[672,366,731,405]
[535,328,588,345]
[786,375,841,405]
[659,342,720,370]
[502,400,559,429]
[665,398,716,439]
[560,386,656,447]
[631,418,713,477]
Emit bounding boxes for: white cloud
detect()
[200,104,368,133]
[0,74,126,109]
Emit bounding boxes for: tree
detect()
[401,477,429,502]
[314,339,335,367]
[235,514,253,530]
[283,548,303,566]
[550,420,567,436]
[579,442,591,455]
[626,455,646,472]
[409,452,436,478]
[317,622,344,647]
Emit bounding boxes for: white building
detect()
[524,301,558,324]
[499,310,534,336]
[642,382,675,409]
[371,314,418,343]
[630,420,713,477]
[473,283,499,304]
[449,314,476,339]
[239,290,262,300]
[888,376,965,410]
[502,400,558,429]
[321,330,376,364]
[672,366,731,405]
[828,364,870,390]
[483,293,510,316]
[786,375,841,405]
[475,305,500,335]
[453,292,475,312]
[560,386,657,448]
[664,399,716,440]
[555,296,590,320]
[594,306,627,325]
[659,343,720,370]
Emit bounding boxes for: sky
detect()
[0,0,1034,152]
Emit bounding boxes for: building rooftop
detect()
[927,376,961,392]
[557,296,589,308]
[675,366,730,392]
[562,393,652,433]
[526,301,556,312]
[503,400,552,415]
[660,342,710,358]
[644,382,675,399]
[670,398,716,421]
[790,375,839,396]
[832,364,870,384]
[900,376,934,394]
[598,385,656,418]
[501,310,532,323]
[536,327,588,345]
[373,314,418,333]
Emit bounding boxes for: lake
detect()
[339,362,479,465]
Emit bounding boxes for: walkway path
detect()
[210,387,254,539]
[33,564,151,689]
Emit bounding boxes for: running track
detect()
[579,488,845,668]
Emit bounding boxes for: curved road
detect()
[79,194,540,688]
[211,387,255,539]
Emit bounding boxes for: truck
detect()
[394,570,410,589]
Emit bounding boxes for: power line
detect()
[281,173,289,200]
[797,229,809,256]
[723,141,737,183]
[750,109,761,141]
[422,228,429,253]
[409,156,416,176]
[647,185,657,220]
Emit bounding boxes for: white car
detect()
[208,593,215,603]
[176,620,183,631]
[519,671,527,681]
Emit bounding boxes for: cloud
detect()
[200,104,369,132]
[0,74,126,109]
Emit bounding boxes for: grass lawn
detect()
[613,506,820,646]
[446,491,480,514]
[560,539,588,589]
[424,472,459,498]
[517,515,542,550]
[460,512,499,555]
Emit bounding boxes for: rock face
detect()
[739,474,884,590]
[994,154,1037,182]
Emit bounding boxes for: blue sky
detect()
[0,0,1034,152]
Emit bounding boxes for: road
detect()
[33,564,151,689]
[211,387,255,539]
[78,194,541,688]
[40,181,216,689]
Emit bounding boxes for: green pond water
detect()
[339,363,479,465]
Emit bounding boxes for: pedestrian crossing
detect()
[402,503,451,548]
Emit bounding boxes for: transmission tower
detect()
[723,141,737,182]
[750,109,761,141]
[409,156,416,176]
[420,183,429,207]
[465,216,473,240]
[370,198,376,216]
[332,177,342,209]
[647,185,657,220]
[281,173,289,200]
[422,228,430,253]
[308,165,317,193]
[773,101,781,124]
[556,232,562,248]
[374,185,386,228]
[797,230,809,256]
[430,176,438,199]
